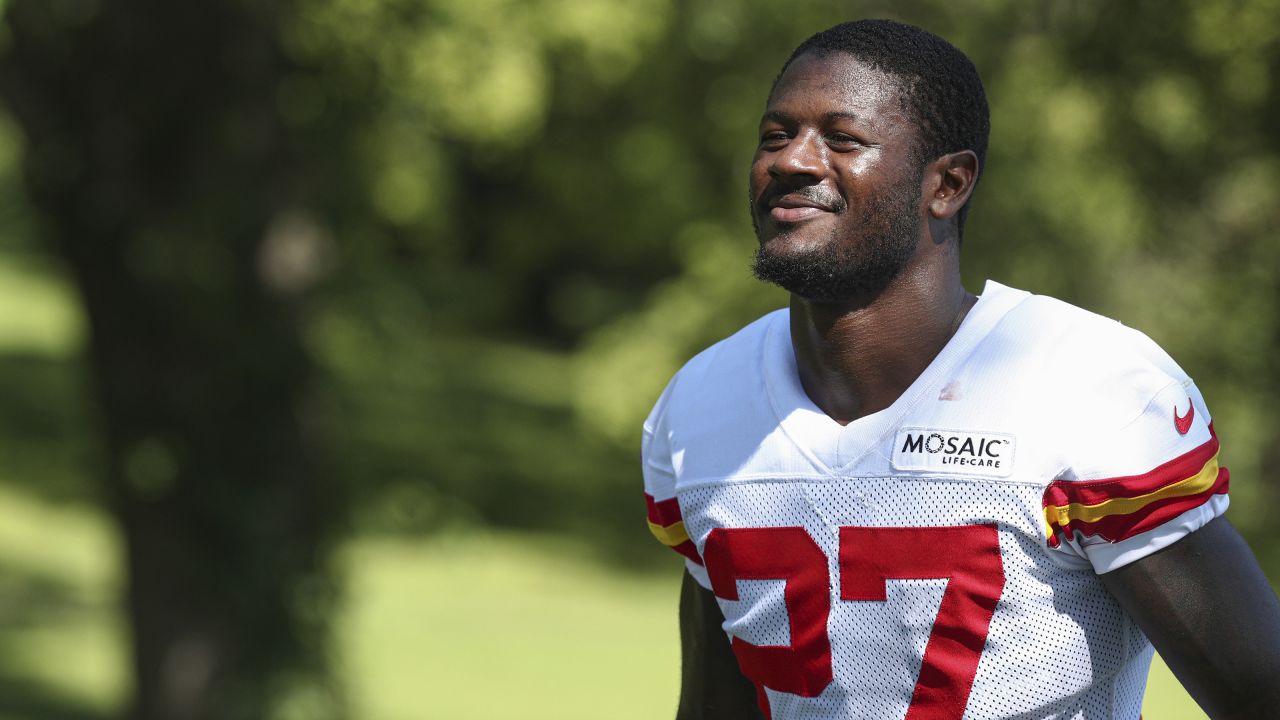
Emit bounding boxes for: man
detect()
[641,19,1280,720]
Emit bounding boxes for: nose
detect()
[769,130,825,180]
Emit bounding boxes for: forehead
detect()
[766,51,913,133]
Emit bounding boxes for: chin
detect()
[752,221,918,304]
[757,225,833,256]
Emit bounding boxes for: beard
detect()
[751,178,921,304]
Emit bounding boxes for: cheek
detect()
[748,159,770,198]
[842,149,882,177]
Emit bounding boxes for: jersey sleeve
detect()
[1043,336,1229,574]
[642,379,711,588]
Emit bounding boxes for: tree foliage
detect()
[0,0,353,717]
[2,0,1279,716]
[294,0,1280,552]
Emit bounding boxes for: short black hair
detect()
[776,20,990,235]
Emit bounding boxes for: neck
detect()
[789,257,974,425]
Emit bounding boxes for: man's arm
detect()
[677,571,764,720]
[1100,515,1280,719]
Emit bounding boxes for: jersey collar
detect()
[763,280,1031,476]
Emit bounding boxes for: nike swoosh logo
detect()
[1174,399,1194,435]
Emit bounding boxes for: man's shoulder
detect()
[1001,288,1133,342]
[983,286,1194,436]
[643,307,786,438]
[674,308,787,381]
[660,304,788,399]
[992,287,1182,379]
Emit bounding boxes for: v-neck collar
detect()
[762,280,1029,476]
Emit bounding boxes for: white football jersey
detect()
[642,281,1228,720]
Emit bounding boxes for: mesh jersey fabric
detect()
[641,280,1228,720]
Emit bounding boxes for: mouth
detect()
[764,193,838,224]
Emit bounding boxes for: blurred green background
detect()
[0,0,1274,717]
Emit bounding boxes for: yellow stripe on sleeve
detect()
[647,519,691,548]
[1044,453,1220,527]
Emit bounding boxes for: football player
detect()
[642,19,1280,720]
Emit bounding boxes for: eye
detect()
[826,132,863,150]
[758,130,790,150]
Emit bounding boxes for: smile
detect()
[769,205,830,223]
[766,192,839,223]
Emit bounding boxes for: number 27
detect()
[702,524,1005,720]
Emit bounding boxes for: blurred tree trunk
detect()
[0,1,341,718]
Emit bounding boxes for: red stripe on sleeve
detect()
[644,493,704,566]
[1053,466,1229,545]
[645,493,684,525]
[1043,426,1219,509]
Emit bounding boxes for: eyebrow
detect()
[760,110,869,126]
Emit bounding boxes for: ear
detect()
[925,150,979,221]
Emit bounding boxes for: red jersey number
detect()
[703,524,1005,719]
[703,527,834,698]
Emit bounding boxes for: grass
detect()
[339,533,680,720]
[0,482,1208,720]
